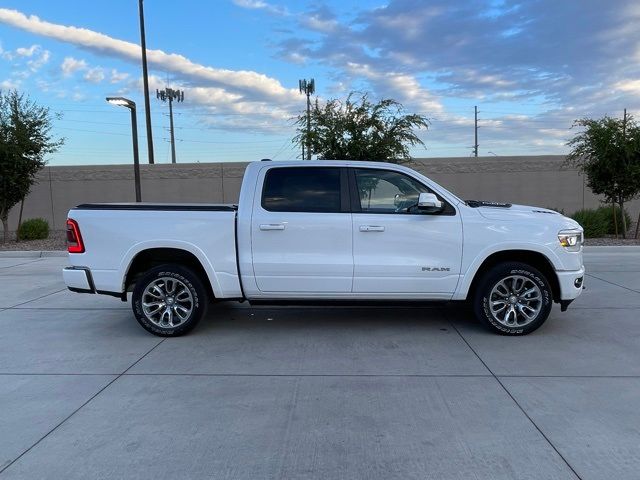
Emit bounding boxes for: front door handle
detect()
[260,223,285,231]
[359,225,385,232]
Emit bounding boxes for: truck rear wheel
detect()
[473,262,552,335]
[132,264,208,336]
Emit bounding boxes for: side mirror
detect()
[417,192,443,212]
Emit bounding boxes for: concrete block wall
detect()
[5,155,639,232]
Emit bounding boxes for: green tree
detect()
[0,90,63,242]
[294,92,429,162]
[567,115,640,238]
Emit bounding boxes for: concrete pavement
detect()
[1,249,639,479]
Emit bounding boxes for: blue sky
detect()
[1,0,639,165]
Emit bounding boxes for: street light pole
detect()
[106,97,142,202]
[138,0,155,165]
[129,106,142,202]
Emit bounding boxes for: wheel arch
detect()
[123,247,217,300]
[463,249,560,303]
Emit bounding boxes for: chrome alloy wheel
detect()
[141,277,194,328]
[488,275,542,327]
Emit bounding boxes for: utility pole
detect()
[473,105,479,157]
[156,87,184,164]
[299,78,315,160]
[622,108,628,237]
[138,0,155,164]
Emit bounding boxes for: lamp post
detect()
[106,97,142,202]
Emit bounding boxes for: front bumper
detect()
[556,266,585,302]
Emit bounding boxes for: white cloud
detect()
[281,51,306,65]
[345,62,443,113]
[613,79,640,95]
[35,78,51,92]
[109,68,129,84]
[0,8,298,105]
[232,0,288,16]
[108,74,293,134]
[26,48,49,71]
[303,14,339,33]
[83,66,105,83]
[61,56,87,76]
[0,78,21,89]
[15,44,38,56]
[1,44,49,70]
[0,44,49,75]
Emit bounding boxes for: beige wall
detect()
[5,155,639,232]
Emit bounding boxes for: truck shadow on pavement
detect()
[199,301,478,335]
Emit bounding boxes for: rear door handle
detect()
[260,223,285,231]
[359,225,385,232]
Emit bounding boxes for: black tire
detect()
[132,264,208,337]
[473,262,552,335]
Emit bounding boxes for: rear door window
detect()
[262,167,342,213]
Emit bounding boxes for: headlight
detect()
[558,229,583,250]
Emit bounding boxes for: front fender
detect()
[452,242,562,300]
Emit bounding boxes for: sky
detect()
[1,0,640,165]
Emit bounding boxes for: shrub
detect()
[570,208,609,238]
[17,218,49,241]
[570,206,632,237]
[597,205,631,234]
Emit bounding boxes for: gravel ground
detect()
[585,237,640,245]
[0,230,67,251]
[1,228,639,251]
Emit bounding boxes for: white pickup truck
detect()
[63,160,584,336]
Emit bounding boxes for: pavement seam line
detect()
[0,259,44,270]
[586,273,640,294]
[0,373,494,377]
[1,372,636,378]
[447,317,584,480]
[0,338,166,475]
[5,288,67,310]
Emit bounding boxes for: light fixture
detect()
[106,97,135,109]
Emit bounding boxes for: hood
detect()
[471,202,581,229]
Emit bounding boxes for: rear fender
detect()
[119,240,224,297]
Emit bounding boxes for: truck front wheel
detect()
[473,262,553,335]
[132,264,208,336]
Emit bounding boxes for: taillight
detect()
[66,219,85,253]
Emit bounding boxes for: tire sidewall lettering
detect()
[132,265,207,337]
[477,263,552,335]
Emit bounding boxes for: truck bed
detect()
[66,203,242,298]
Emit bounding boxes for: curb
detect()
[0,250,67,258]
[583,246,640,252]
